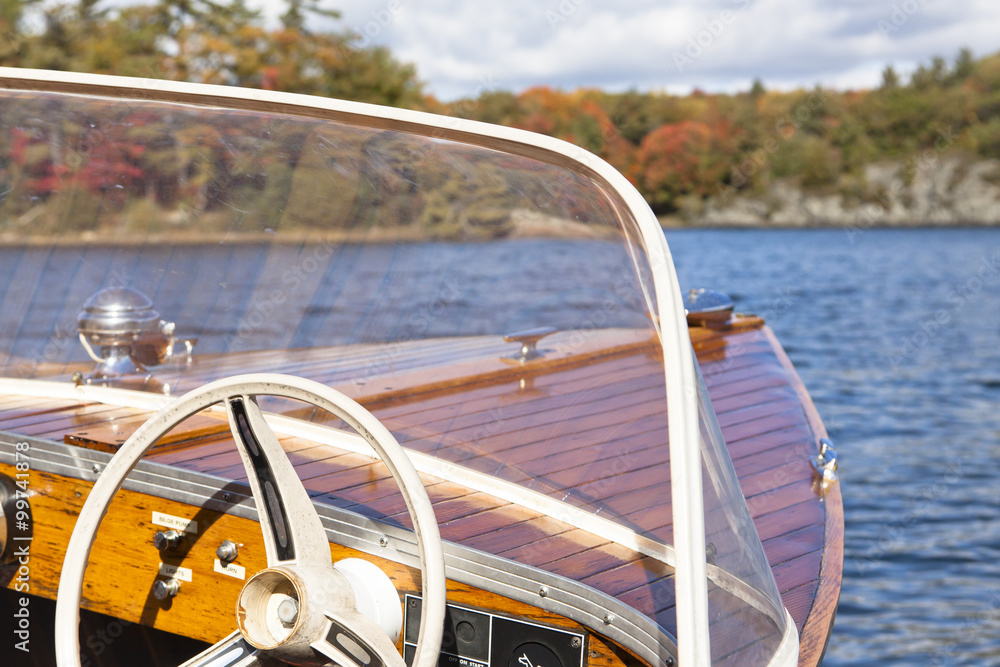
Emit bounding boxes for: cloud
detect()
[288,0,1000,100]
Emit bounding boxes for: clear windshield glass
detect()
[0,81,789,664]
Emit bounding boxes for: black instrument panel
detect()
[403,595,586,667]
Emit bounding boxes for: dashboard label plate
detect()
[214,558,246,580]
[152,511,199,534]
[158,562,192,582]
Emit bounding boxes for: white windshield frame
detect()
[0,66,799,665]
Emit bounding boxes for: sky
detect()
[278,0,1000,101]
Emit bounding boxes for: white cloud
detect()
[266,0,1000,99]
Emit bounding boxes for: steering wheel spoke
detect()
[225,395,331,568]
[312,609,407,667]
[179,630,270,667]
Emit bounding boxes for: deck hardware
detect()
[91,463,100,474]
[570,637,581,649]
[76,287,195,394]
[379,537,389,547]
[216,540,239,562]
[684,289,735,328]
[153,530,184,551]
[71,371,83,386]
[538,586,549,598]
[603,614,615,625]
[812,438,839,487]
[152,578,181,600]
[277,597,300,625]
[502,327,557,363]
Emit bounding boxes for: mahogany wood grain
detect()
[0,464,633,667]
[0,319,842,666]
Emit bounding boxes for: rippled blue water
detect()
[2,228,996,664]
[668,227,1000,666]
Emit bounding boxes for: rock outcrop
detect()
[690,157,1000,228]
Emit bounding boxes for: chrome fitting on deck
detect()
[76,287,192,393]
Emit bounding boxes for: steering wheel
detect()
[54,374,446,667]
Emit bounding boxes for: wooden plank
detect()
[64,412,230,453]
[543,541,656,581]
[14,405,146,437]
[495,528,612,565]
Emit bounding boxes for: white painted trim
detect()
[768,610,801,666]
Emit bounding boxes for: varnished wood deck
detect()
[0,320,841,666]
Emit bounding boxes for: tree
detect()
[881,65,900,90]
[951,47,974,84]
[280,0,339,32]
[633,120,733,213]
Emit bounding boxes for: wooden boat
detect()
[0,69,842,667]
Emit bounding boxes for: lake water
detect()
[668,227,1000,666]
[3,227,997,664]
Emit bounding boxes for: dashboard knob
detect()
[216,540,239,562]
[153,579,180,600]
[153,530,183,551]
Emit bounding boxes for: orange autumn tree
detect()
[514,87,635,175]
[633,119,736,213]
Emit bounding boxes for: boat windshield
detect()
[0,74,792,664]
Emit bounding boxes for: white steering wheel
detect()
[54,373,446,667]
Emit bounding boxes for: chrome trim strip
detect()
[0,433,677,665]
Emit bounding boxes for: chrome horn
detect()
[77,287,187,392]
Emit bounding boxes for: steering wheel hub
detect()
[238,568,306,650]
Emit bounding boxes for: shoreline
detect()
[0,220,997,247]
[657,216,1000,230]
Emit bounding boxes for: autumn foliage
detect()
[633,120,737,212]
[445,48,1000,217]
[2,1,1000,219]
